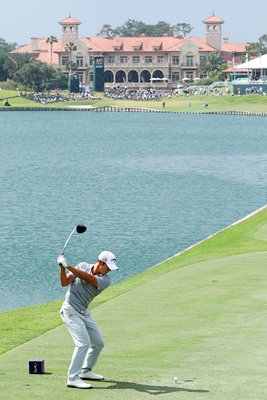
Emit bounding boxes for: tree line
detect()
[246,35,267,57]
[97,20,193,37]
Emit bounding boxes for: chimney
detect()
[31,36,39,51]
[172,27,179,37]
[223,37,229,44]
[100,27,109,38]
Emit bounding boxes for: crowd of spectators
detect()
[16,84,267,105]
[20,91,102,104]
[245,86,265,94]
[104,86,166,100]
[20,92,68,104]
[69,92,101,101]
[179,86,226,96]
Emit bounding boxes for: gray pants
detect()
[60,302,104,381]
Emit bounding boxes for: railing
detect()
[180,62,198,69]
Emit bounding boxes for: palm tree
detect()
[204,52,225,76]
[64,42,77,94]
[46,35,58,65]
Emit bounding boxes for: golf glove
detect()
[57,255,68,268]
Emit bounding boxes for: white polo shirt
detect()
[65,262,111,311]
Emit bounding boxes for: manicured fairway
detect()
[1,206,267,399]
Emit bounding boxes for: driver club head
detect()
[76,224,87,234]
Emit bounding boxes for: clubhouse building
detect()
[12,14,247,89]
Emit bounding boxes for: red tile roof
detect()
[58,17,81,25]
[221,43,247,53]
[10,38,63,65]
[80,36,216,52]
[221,43,248,63]
[185,36,218,51]
[203,15,224,24]
[11,35,247,66]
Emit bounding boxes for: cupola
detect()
[203,14,224,51]
[58,15,81,46]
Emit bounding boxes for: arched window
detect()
[128,70,139,82]
[140,70,151,83]
[152,70,163,79]
[104,70,114,83]
[115,70,126,83]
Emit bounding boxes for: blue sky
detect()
[1,0,266,45]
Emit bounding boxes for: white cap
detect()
[98,251,118,271]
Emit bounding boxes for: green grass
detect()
[1,89,267,113]
[1,206,267,399]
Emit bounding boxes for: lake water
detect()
[0,111,266,311]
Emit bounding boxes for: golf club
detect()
[61,224,87,255]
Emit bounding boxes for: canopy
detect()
[150,77,169,81]
[235,53,267,70]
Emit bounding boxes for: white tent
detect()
[235,53,267,69]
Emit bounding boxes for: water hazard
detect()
[0,111,266,310]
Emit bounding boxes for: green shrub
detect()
[0,80,27,91]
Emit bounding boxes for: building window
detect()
[171,72,180,82]
[62,56,70,66]
[107,56,115,64]
[89,57,93,66]
[199,55,207,64]
[77,73,83,83]
[157,56,164,64]
[144,56,153,64]
[186,56,193,67]
[119,56,128,64]
[76,57,84,67]
[172,56,180,65]
[200,72,208,79]
[132,56,140,64]
[186,72,193,81]
[90,72,93,82]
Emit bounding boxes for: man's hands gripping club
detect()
[57,255,99,288]
[57,255,68,268]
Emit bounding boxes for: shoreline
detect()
[1,105,267,116]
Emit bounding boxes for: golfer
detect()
[57,250,118,389]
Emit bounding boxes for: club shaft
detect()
[62,227,76,255]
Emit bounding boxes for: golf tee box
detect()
[29,360,45,374]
